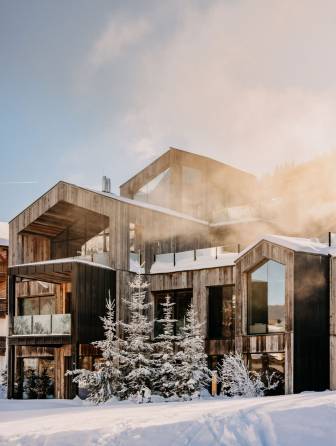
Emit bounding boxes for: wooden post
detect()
[7,274,16,399]
[7,345,15,399]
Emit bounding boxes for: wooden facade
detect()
[6,148,335,399]
[150,266,236,357]
[0,242,8,364]
[235,240,330,394]
[120,147,256,222]
[7,260,115,399]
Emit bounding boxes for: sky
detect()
[1,0,336,221]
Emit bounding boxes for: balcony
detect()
[129,252,145,274]
[13,314,71,336]
[150,246,239,274]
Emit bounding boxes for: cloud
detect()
[118,0,336,174]
[73,0,336,180]
[89,15,151,69]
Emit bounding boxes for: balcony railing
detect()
[151,245,239,273]
[129,252,145,274]
[13,314,71,336]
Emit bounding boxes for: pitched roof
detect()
[236,234,331,261]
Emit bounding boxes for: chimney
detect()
[102,176,111,193]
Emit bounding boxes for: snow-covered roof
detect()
[150,253,237,274]
[210,217,260,228]
[88,188,209,226]
[236,234,331,261]
[12,257,115,270]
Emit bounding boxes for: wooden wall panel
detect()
[235,240,294,394]
[150,266,235,340]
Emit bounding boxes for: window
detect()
[129,222,144,273]
[19,296,56,316]
[181,166,203,218]
[208,286,235,339]
[248,260,285,334]
[247,352,285,395]
[154,290,192,337]
[134,168,171,208]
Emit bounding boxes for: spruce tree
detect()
[119,273,155,402]
[67,297,123,404]
[175,304,211,400]
[153,295,178,399]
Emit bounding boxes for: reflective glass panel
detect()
[248,260,285,334]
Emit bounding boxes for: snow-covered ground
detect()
[0,391,336,445]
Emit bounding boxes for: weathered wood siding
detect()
[119,148,256,220]
[235,241,294,394]
[9,181,210,274]
[72,263,116,344]
[150,266,235,355]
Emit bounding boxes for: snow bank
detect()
[1,391,336,445]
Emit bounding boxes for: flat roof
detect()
[10,257,114,283]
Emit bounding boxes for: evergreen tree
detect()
[67,296,123,404]
[175,304,211,400]
[0,367,7,399]
[119,273,155,402]
[153,295,178,399]
[35,368,53,399]
[24,368,38,399]
[217,353,279,398]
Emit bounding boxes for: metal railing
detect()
[152,245,239,270]
[129,252,145,273]
[13,314,71,336]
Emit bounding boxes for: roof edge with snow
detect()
[235,234,331,261]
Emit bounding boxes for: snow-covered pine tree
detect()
[175,304,211,400]
[217,353,279,398]
[119,272,155,403]
[67,296,123,404]
[153,295,178,399]
[0,367,7,399]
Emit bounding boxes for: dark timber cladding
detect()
[72,262,116,344]
[8,261,116,345]
[7,260,115,399]
[293,252,329,392]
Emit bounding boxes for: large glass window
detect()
[248,260,285,334]
[208,286,235,339]
[134,168,171,208]
[154,290,192,337]
[247,352,285,395]
[181,166,203,218]
[19,296,56,316]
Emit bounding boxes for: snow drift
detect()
[0,391,336,445]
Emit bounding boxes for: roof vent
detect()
[102,176,111,193]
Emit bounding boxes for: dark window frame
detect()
[247,259,286,336]
[154,289,192,337]
[246,351,285,395]
[207,285,235,340]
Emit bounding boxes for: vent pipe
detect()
[102,176,111,193]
